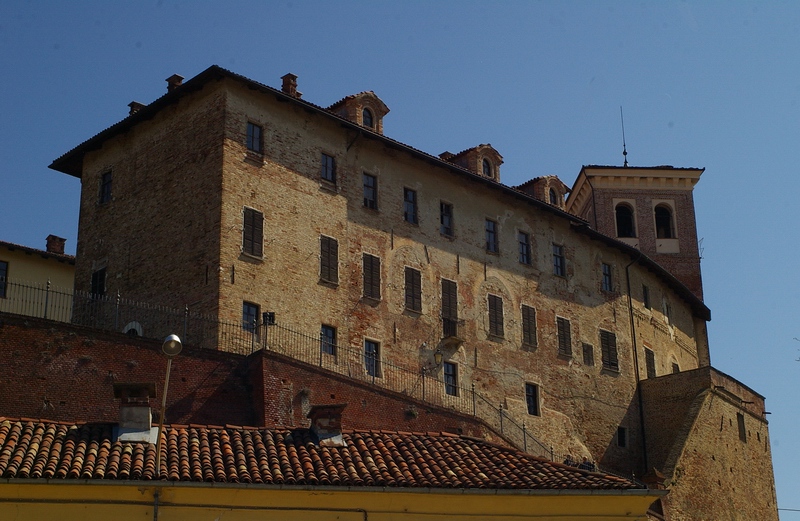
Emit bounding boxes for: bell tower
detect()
[566,165,705,300]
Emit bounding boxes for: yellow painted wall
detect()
[0,244,74,321]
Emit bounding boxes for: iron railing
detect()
[0,277,623,475]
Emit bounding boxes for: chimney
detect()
[307,403,347,447]
[113,382,157,442]
[45,234,66,255]
[281,73,302,99]
[166,74,184,92]
[128,101,145,115]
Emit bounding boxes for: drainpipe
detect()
[625,250,648,472]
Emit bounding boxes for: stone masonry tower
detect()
[566,165,705,300]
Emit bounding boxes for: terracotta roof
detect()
[0,418,640,490]
[0,240,75,264]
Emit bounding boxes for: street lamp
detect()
[156,334,182,477]
[433,349,443,367]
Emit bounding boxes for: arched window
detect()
[362,108,374,128]
[549,188,558,205]
[482,158,492,178]
[655,205,674,239]
[615,204,636,237]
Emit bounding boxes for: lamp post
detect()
[156,334,182,478]
[433,349,443,367]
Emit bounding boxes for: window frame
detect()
[246,122,263,154]
[600,329,619,371]
[521,304,537,347]
[642,284,651,309]
[362,253,381,300]
[485,219,499,253]
[362,107,374,128]
[98,171,112,205]
[441,278,458,337]
[242,207,264,258]
[615,203,636,238]
[654,204,675,239]
[403,188,418,225]
[482,158,492,178]
[320,153,336,184]
[404,266,422,312]
[582,342,594,366]
[645,347,656,379]
[552,243,566,277]
[363,173,378,210]
[440,202,454,237]
[443,361,458,396]
[319,235,339,284]
[364,339,381,377]
[556,316,572,356]
[242,301,260,332]
[91,267,107,298]
[602,263,613,292]
[488,294,504,338]
[320,324,337,356]
[525,383,540,416]
[518,231,531,265]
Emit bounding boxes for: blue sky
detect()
[2,1,798,514]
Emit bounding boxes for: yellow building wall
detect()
[0,244,74,321]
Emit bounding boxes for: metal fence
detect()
[1,277,622,474]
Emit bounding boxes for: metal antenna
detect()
[620,106,628,167]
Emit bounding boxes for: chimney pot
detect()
[128,101,145,115]
[307,403,347,447]
[281,73,302,99]
[166,74,184,92]
[45,235,66,255]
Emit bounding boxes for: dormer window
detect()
[482,158,492,178]
[549,188,558,205]
[362,108,374,129]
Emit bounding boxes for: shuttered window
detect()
[362,253,381,300]
[582,343,594,366]
[320,236,339,284]
[404,267,422,312]
[645,348,656,378]
[522,305,537,346]
[600,330,619,370]
[488,294,504,337]
[557,317,571,356]
[243,208,264,257]
[441,279,458,337]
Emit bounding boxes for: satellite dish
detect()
[162,334,183,357]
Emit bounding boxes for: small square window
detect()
[485,219,499,253]
[552,244,565,277]
[364,339,381,377]
[525,383,540,416]
[440,202,454,237]
[321,324,337,356]
[321,153,336,183]
[99,171,112,204]
[602,263,613,291]
[443,362,458,396]
[363,173,378,210]
[518,231,531,265]
[403,188,418,224]
[246,122,263,154]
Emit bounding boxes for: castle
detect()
[36,65,778,519]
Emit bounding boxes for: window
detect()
[403,188,418,224]
[549,188,558,205]
[440,202,454,237]
[362,253,381,300]
[320,325,337,356]
[441,279,458,337]
[443,362,458,396]
[672,362,680,374]
[242,208,264,257]
[655,205,674,239]
[518,231,531,265]
[485,219,499,253]
[488,294,504,337]
[737,413,747,442]
[642,284,651,309]
[362,108,374,128]
[98,171,112,204]
[320,236,339,284]
[0,261,7,298]
[364,339,380,377]
[482,158,492,177]
[91,267,106,298]
[615,204,636,237]
[617,426,627,448]
[404,267,422,312]
[600,330,619,370]
[552,244,565,277]
[662,299,672,325]
[645,348,656,379]
[525,383,540,416]
[242,301,259,332]
[246,122,263,153]
[522,305,537,347]
[321,153,336,183]
[602,263,613,292]
[363,173,378,209]
[557,317,571,356]
[582,343,594,366]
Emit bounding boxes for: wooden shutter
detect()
[601,330,619,370]
[488,294,504,337]
[645,348,656,378]
[522,305,537,346]
[243,208,263,257]
[557,317,571,355]
[405,267,421,312]
[363,254,380,299]
[320,236,338,283]
[442,279,457,319]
